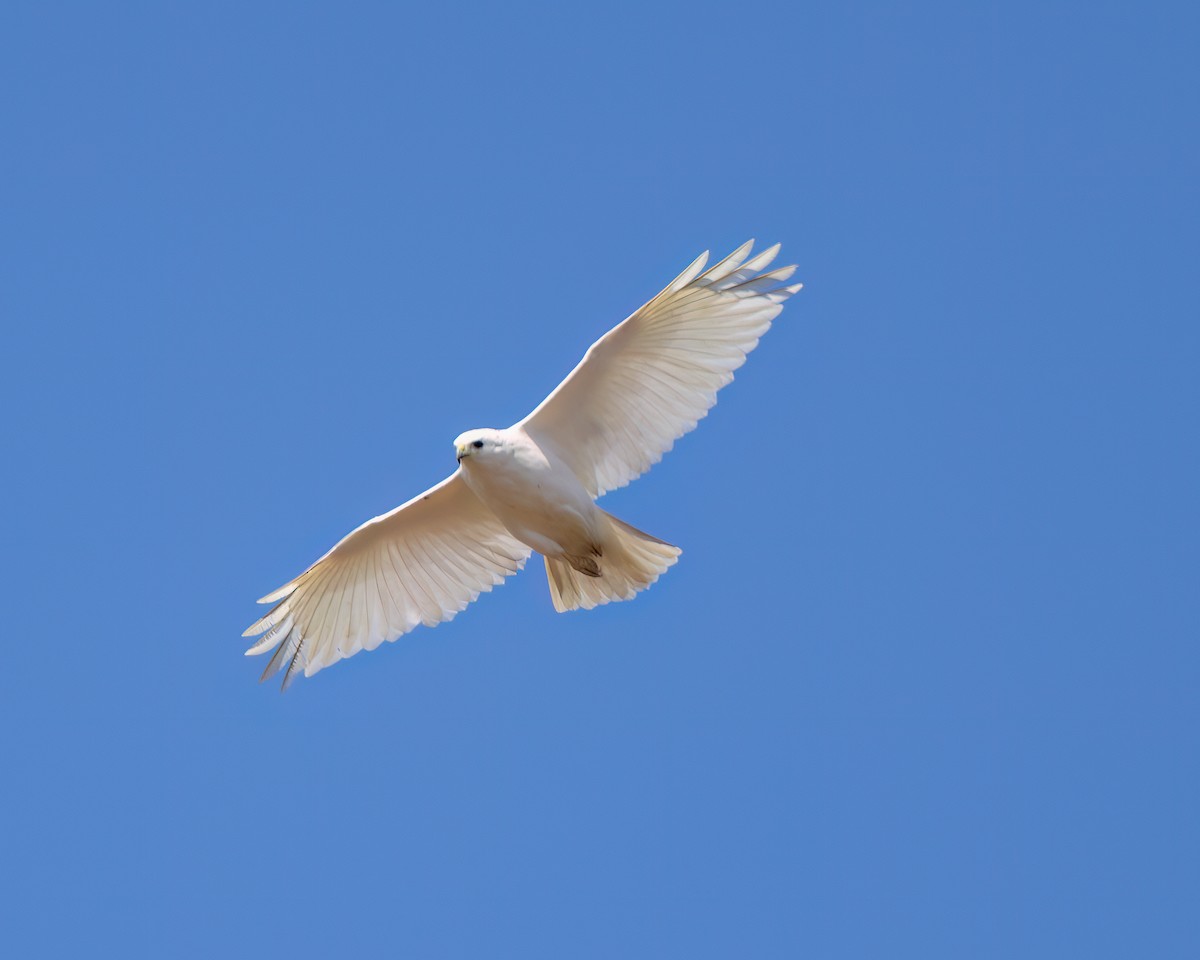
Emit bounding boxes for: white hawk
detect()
[245,240,802,686]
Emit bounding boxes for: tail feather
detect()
[544,511,681,613]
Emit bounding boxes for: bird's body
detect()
[245,240,801,686]
[454,427,594,560]
[454,426,683,611]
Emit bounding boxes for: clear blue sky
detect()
[2,2,1197,957]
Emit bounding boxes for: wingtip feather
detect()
[257,582,296,604]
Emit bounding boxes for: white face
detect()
[453,428,503,463]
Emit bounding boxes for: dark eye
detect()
[472,440,484,449]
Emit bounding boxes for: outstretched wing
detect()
[243,471,531,688]
[517,240,801,498]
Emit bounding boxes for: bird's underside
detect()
[244,239,802,687]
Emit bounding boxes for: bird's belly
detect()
[463,461,596,557]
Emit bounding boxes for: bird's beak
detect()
[455,443,469,462]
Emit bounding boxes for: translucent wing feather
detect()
[518,241,801,497]
[243,471,531,687]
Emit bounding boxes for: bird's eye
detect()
[472,440,484,449]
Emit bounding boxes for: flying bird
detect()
[245,240,802,687]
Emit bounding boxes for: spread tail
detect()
[544,511,681,613]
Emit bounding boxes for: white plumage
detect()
[245,240,802,687]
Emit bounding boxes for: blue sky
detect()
[2,2,1197,956]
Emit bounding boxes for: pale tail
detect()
[544,512,682,613]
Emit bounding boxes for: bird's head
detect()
[454,428,504,463]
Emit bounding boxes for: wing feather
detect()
[243,470,532,686]
[518,241,801,497]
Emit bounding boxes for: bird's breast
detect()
[461,446,596,556]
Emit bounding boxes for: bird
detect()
[244,240,802,687]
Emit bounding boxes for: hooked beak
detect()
[455,443,470,462]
